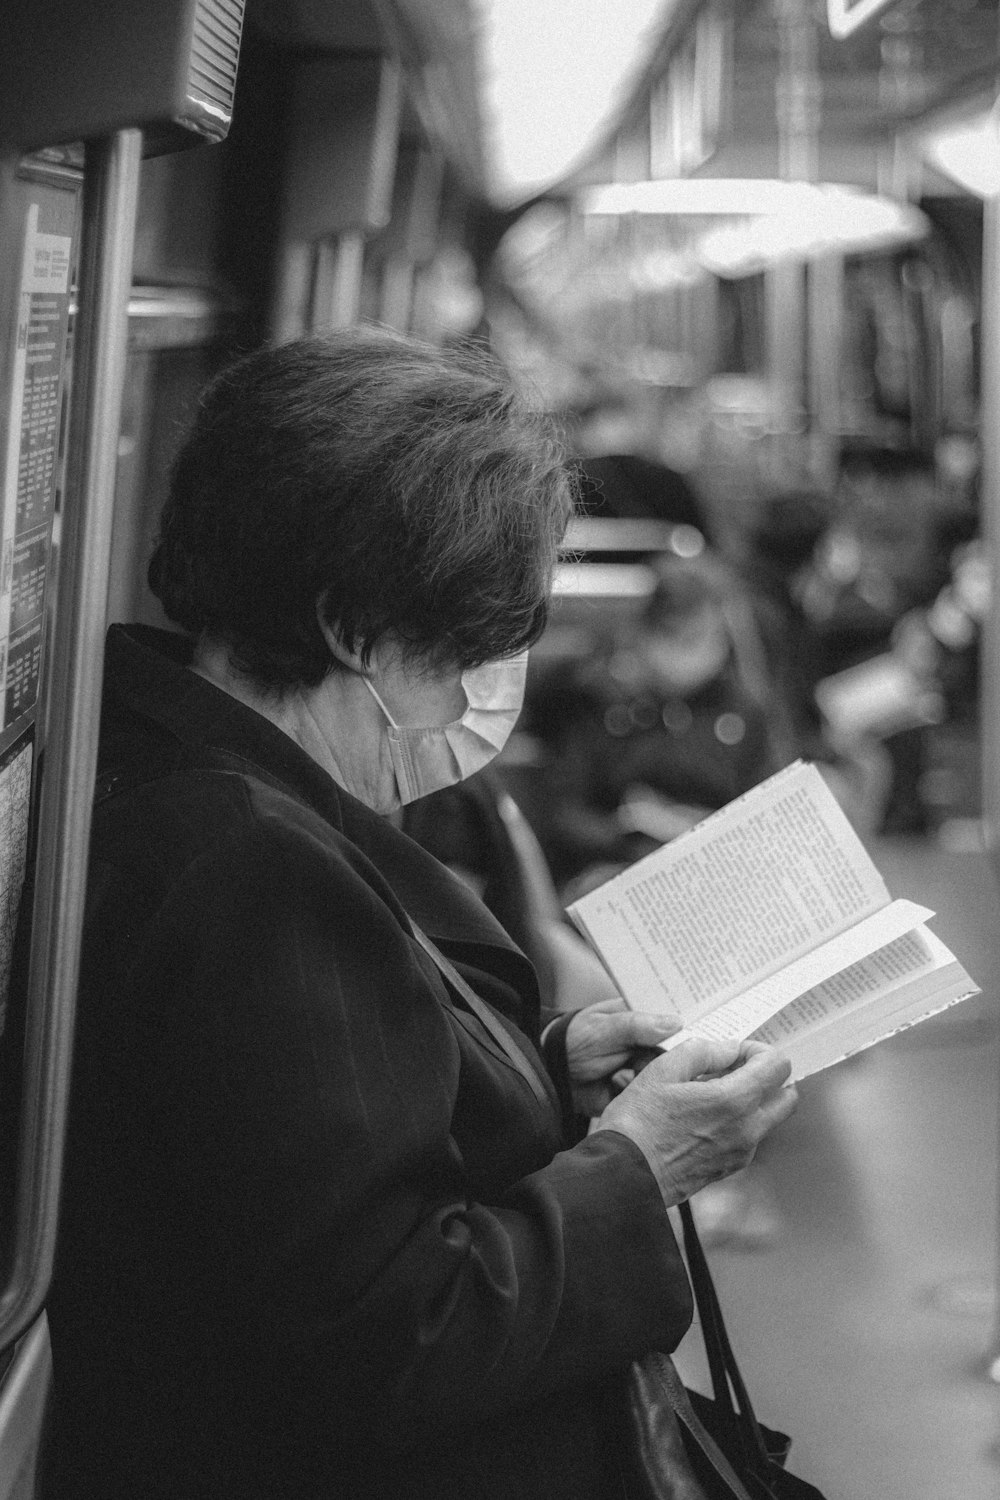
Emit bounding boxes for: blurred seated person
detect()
[795,444,949,681]
[922,537,987,722]
[576,453,707,534]
[796,444,954,834]
[567,392,711,541]
[744,489,832,755]
[814,537,988,836]
[524,552,796,896]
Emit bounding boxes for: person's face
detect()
[638,605,730,697]
[839,470,938,588]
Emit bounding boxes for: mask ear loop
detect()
[360,674,400,727]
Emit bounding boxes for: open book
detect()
[567,761,979,1079]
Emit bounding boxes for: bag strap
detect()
[679,1199,745,1460]
[678,1200,774,1474]
[652,1353,758,1500]
[408,918,551,1110]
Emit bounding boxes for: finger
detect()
[734,1044,794,1092]
[621,1012,683,1048]
[754,1079,799,1137]
[737,1039,776,1062]
[585,1048,633,1077]
[646,1035,745,1083]
[600,1011,682,1051]
[720,1046,794,1107]
[631,1047,671,1075]
[587,997,628,1015]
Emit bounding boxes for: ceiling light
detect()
[581,178,834,217]
[578,178,928,274]
[697,187,928,276]
[826,0,898,41]
[921,107,1000,199]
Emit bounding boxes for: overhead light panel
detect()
[582,178,834,217]
[826,0,899,40]
[921,107,1000,199]
[696,187,928,276]
[578,179,928,274]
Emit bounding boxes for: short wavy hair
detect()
[149,329,573,691]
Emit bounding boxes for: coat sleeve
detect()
[82,796,693,1454]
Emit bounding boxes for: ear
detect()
[315,599,366,673]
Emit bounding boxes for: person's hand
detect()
[593,1037,797,1206]
[564,998,680,1116]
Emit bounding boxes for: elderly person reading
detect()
[44,331,796,1500]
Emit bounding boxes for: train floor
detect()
[673,837,1000,1500]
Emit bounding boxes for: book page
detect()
[751,927,939,1047]
[758,930,979,1078]
[783,984,978,1078]
[568,761,890,1017]
[658,899,933,1038]
[660,926,978,1075]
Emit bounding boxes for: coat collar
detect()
[99,625,537,994]
[101,624,349,825]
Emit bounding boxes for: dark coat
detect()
[44,625,693,1500]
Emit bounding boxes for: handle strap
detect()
[408,919,551,1110]
[653,1352,758,1500]
[679,1200,744,1460]
[679,1200,773,1474]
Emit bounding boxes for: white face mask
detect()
[363,651,528,805]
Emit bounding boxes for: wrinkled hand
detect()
[565,998,681,1116]
[594,1037,797,1206]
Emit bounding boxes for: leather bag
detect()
[619,1200,828,1500]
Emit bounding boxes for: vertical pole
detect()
[311,231,365,332]
[774,0,820,185]
[380,253,415,332]
[769,0,818,437]
[979,193,1000,1381]
[693,272,720,382]
[0,128,141,1352]
[981,194,1000,869]
[270,240,312,344]
[765,259,807,428]
[807,250,844,484]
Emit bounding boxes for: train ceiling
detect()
[236,2,999,209]
[246,0,487,192]
[564,0,1000,198]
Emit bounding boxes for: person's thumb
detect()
[616,1010,683,1050]
[649,1034,746,1082]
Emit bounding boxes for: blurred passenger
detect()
[576,450,708,533]
[923,537,988,722]
[797,445,948,680]
[567,393,712,540]
[744,488,832,760]
[525,551,795,896]
[815,536,989,836]
[798,445,954,834]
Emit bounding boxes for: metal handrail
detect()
[0,128,141,1356]
[561,517,704,554]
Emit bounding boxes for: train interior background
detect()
[2,1,1000,1497]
